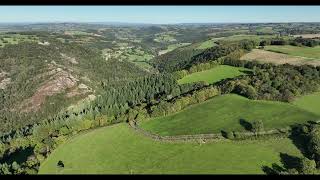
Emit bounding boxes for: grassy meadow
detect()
[292,91,320,116]
[39,123,302,174]
[178,65,249,85]
[265,45,320,60]
[140,94,319,136]
[196,39,217,50]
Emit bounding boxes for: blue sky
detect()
[0,6,319,24]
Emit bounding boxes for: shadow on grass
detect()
[262,153,301,175]
[239,118,252,131]
[288,124,312,159]
[239,70,253,75]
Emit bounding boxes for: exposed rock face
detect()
[20,70,79,112]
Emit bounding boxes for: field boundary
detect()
[129,121,290,143]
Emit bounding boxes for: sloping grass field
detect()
[292,91,320,116]
[196,39,217,50]
[178,65,249,85]
[39,123,302,174]
[140,94,320,136]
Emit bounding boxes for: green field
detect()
[39,123,302,174]
[159,43,191,55]
[141,94,319,136]
[255,27,276,34]
[219,34,276,42]
[293,92,320,116]
[265,45,320,60]
[0,34,39,47]
[178,65,249,85]
[196,39,217,49]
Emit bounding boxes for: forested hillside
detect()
[0,38,148,134]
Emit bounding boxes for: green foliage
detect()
[307,125,320,167]
[297,157,317,174]
[0,142,5,158]
[251,120,264,135]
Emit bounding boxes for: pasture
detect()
[178,65,249,85]
[265,45,320,60]
[219,34,276,42]
[293,34,320,39]
[240,49,314,65]
[196,39,217,50]
[158,43,191,55]
[292,91,320,116]
[0,33,38,47]
[39,123,302,174]
[140,94,319,136]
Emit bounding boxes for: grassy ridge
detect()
[141,94,319,136]
[39,123,302,174]
[178,65,249,85]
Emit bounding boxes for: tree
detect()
[297,157,316,174]
[11,161,24,174]
[0,163,11,175]
[308,125,320,168]
[251,120,264,136]
[0,142,5,158]
[57,160,64,168]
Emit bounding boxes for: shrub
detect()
[221,130,234,139]
[57,160,64,168]
[297,157,316,174]
[251,120,264,136]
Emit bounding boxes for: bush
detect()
[251,120,264,135]
[57,160,64,168]
[221,130,234,139]
[297,157,316,174]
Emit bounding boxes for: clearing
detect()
[178,65,249,85]
[140,94,319,136]
[240,49,320,66]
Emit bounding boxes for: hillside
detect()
[2,21,320,175]
[0,39,149,134]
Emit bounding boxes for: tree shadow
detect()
[261,153,301,174]
[239,118,252,131]
[0,146,34,164]
[280,153,300,170]
[239,70,253,75]
[288,124,312,159]
[262,163,286,175]
[220,130,228,138]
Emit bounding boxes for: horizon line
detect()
[1,21,320,25]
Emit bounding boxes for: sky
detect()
[0,6,320,24]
